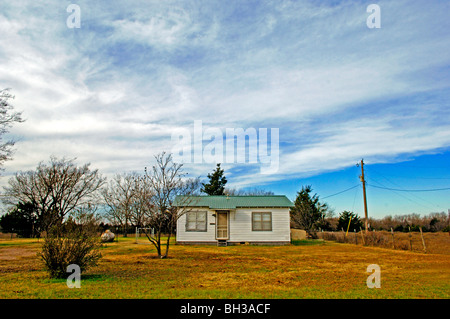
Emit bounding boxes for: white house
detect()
[174,195,293,246]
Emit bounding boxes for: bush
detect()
[39,226,102,279]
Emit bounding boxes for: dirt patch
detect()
[0,247,37,261]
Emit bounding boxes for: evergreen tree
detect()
[337,211,363,232]
[0,202,38,237]
[290,185,328,237]
[201,164,227,195]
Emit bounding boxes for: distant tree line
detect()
[321,212,450,233]
[368,212,449,232]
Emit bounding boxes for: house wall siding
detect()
[177,209,217,243]
[229,208,290,242]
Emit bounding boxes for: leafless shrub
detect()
[39,209,103,279]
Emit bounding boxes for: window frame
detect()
[252,212,273,231]
[185,211,208,232]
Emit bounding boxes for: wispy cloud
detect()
[0,0,449,191]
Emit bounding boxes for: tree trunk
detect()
[162,233,172,258]
[156,244,162,258]
[123,219,128,237]
[144,229,161,257]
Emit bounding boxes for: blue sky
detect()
[0,0,449,218]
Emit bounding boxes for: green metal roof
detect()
[173,195,294,209]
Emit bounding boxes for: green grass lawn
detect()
[0,237,449,299]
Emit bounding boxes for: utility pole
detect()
[358,159,369,233]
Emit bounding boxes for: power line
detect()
[322,185,360,199]
[366,177,435,210]
[366,167,442,209]
[378,175,450,180]
[367,184,450,192]
[351,184,360,212]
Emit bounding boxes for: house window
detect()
[252,212,272,231]
[186,211,207,232]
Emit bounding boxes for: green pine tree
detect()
[201,164,227,195]
[337,211,363,232]
[290,185,328,237]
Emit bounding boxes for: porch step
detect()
[217,240,228,247]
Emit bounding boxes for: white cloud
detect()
[0,0,449,192]
[108,5,219,51]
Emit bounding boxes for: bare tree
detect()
[3,157,105,234]
[0,88,24,169]
[67,203,103,236]
[140,152,200,258]
[130,174,153,229]
[101,172,141,236]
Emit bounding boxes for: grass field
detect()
[0,236,449,299]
